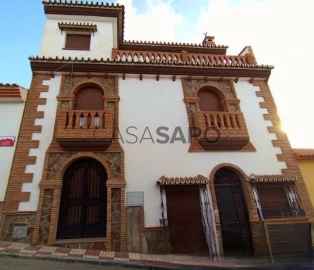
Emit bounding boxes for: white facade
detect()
[119,76,286,227]
[0,90,27,202]
[39,14,117,60]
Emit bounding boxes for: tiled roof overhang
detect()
[58,22,98,33]
[157,175,209,186]
[293,148,314,160]
[42,1,228,55]
[249,175,297,183]
[29,56,273,78]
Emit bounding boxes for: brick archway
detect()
[209,163,259,256]
[33,153,116,249]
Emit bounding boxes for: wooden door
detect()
[214,168,252,256]
[166,185,208,254]
[57,158,107,239]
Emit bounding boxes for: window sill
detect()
[62,48,90,51]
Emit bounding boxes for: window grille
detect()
[252,181,305,219]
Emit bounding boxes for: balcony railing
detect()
[56,109,114,149]
[193,111,250,150]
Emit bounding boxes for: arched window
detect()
[197,87,223,111]
[74,85,104,110]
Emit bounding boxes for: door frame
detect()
[57,158,107,239]
[209,164,259,257]
[32,152,126,252]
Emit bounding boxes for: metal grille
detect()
[161,185,209,254]
[214,168,253,256]
[252,182,305,219]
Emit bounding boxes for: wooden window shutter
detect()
[65,34,91,50]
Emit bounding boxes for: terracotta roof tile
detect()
[58,22,97,32]
[0,83,21,88]
[29,56,273,69]
[157,175,209,185]
[293,148,314,160]
[43,0,123,9]
[123,40,228,50]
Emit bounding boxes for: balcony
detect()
[193,111,249,150]
[56,109,114,149]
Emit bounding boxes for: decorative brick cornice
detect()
[157,175,208,185]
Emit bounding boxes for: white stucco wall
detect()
[39,14,117,59]
[0,102,26,201]
[119,76,286,227]
[19,76,61,212]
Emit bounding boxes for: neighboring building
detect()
[1,1,313,261]
[294,149,314,208]
[0,84,27,217]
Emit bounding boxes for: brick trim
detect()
[1,75,50,214]
[253,80,314,218]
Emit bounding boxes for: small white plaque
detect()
[13,225,28,238]
[126,192,144,206]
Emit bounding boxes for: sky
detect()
[0,0,314,148]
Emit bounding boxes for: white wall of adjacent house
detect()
[119,76,286,227]
[19,76,61,212]
[39,14,117,59]
[0,101,26,202]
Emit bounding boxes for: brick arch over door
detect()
[47,153,113,246]
[208,163,259,256]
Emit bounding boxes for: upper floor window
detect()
[197,87,224,111]
[74,86,104,110]
[58,22,97,51]
[65,34,91,51]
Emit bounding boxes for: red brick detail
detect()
[1,75,50,214]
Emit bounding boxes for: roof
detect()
[42,0,228,55]
[293,148,314,160]
[29,56,273,78]
[0,84,27,103]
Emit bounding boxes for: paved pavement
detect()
[0,256,131,270]
[0,241,312,269]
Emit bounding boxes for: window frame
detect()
[63,33,91,51]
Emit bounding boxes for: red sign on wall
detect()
[0,136,15,147]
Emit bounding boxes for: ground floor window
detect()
[252,181,305,219]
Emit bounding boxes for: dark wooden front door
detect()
[214,168,252,256]
[166,185,208,254]
[57,158,107,239]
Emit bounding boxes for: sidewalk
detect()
[0,241,307,269]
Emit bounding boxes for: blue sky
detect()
[1,0,314,147]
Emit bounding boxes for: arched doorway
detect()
[57,158,107,239]
[214,168,252,256]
